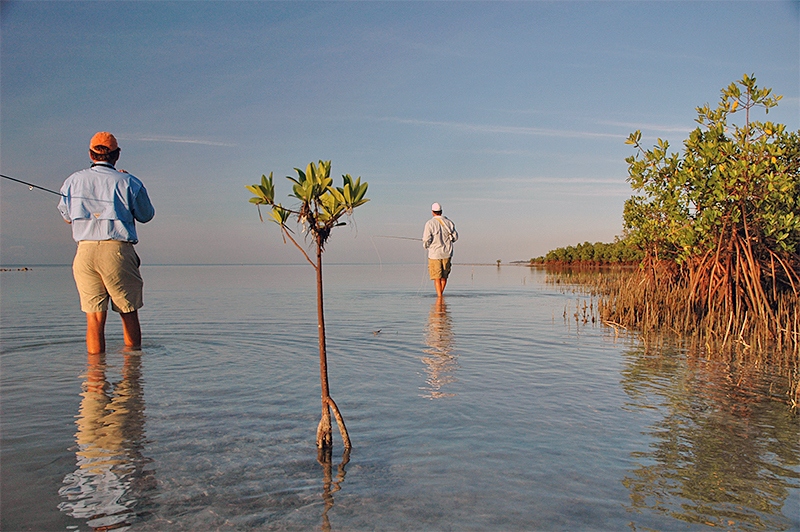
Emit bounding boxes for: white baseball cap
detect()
[431,202,442,211]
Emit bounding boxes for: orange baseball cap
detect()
[89,132,118,151]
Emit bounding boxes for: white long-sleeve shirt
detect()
[423,215,458,259]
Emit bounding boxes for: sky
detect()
[1,1,798,266]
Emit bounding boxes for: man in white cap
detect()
[422,202,458,297]
[59,132,155,354]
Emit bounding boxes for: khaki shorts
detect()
[73,241,143,314]
[428,258,452,280]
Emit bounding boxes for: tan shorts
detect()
[428,258,452,280]
[73,241,143,314]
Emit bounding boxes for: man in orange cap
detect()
[59,132,155,354]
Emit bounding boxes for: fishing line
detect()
[370,235,429,293]
[371,236,422,272]
[414,268,428,296]
[369,236,384,272]
[370,236,424,270]
[415,253,429,296]
[371,235,423,272]
[373,236,444,296]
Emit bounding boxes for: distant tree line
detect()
[531,239,642,265]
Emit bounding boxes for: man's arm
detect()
[422,220,433,249]
[131,184,155,223]
[57,184,71,223]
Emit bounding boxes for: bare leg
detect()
[120,310,142,349]
[86,311,107,355]
[435,278,447,297]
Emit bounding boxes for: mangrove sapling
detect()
[246,161,368,453]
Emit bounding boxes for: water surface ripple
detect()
[1,264,797,531]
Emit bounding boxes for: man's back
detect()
[423,215,458,259]
[59,164,154,243]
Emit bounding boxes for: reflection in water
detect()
[59,353,154,530]
[620,340,800,531]
[421,298,458,399]
[319,448,351,532]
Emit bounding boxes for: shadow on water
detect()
[620,339,800,531]
[420,297,459,399]
[59,352,156,530]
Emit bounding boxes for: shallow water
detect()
[1,264,798,531]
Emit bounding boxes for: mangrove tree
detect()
[247,160,369,453]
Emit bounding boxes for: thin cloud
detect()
[377,117,625,140]
[452,187,632,203]
[116,134,235,147]
[600,121,694,135]
[512,176,627,185]
[425,175,628,186]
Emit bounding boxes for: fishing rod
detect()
[1,173,64,197]
[369,235,428,276]
[373,235,422,242]
[1,173,114,203]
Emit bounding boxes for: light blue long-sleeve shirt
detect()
[58,163,154,243]
[423,215,458,259]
